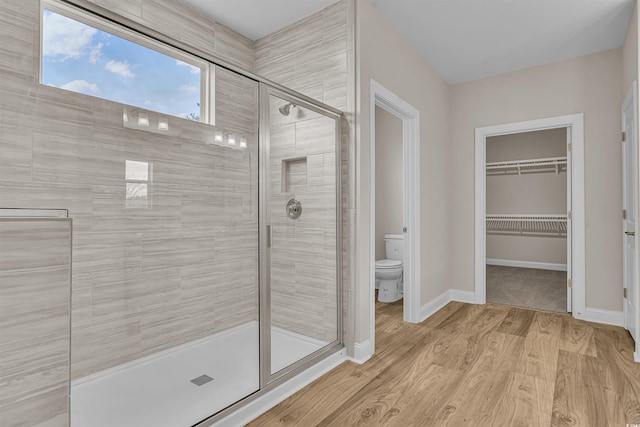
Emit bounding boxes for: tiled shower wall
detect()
[0,0,259,380]
[83,0,256,71]
[1,4,354,413]
[0,219,71,426]
[256,0,355,351]
[269,102,338,342]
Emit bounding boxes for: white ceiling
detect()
[179,0,635,85]
[179,0,339,41]
[370,0,635,84]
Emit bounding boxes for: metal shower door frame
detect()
[258,83,344,388]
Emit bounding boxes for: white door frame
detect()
[622,80,640,362]
[369,80,421,353]
[474,114,586,317]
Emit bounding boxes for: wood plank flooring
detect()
[247,301,640,426]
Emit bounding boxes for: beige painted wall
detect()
[486,129,567,265]
[356,0,452,342]
[375,106,403,260]
[622,2,638,95]
[451,48,624,312]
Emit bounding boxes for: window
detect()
[125,160,152,209]
[41,1,211,123]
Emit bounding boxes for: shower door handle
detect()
[266,225,271,247]
[625,231,635,236]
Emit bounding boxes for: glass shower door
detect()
[260,86,342,380]
[64,64,260,427]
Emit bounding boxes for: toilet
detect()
[375,234,403,302]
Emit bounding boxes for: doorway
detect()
[485,128,570,313]
[475,114,586,318]
[622,81,639,360]
[374,106,404,313]
[367,80,421,358]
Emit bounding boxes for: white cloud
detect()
[60,80,101,95]
[89,43,103,64]
[42,11,100,60]
[176,60,200,74]
[178,84,197,93]
[143,100,153,106]
[105,60,136,78]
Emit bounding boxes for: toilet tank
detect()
[384,234,403,261]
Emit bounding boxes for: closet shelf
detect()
[486,214,567,233]
[486,156,567,175]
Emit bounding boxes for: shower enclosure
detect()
[261,87,342,382]
[0,1,343,426]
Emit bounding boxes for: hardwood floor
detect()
[247,300,640,426]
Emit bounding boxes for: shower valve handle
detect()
[286,199,302,219]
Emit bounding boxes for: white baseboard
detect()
[419,289,478,323]
[450,290,476,304]
[486,258,567,272]
[350,340,373,364]
[579,307,624,327]
[418,290,624,332]
[419,290,453,322]
[212,349,347,426]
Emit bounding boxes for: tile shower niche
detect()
[282,157,308,193]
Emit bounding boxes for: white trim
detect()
[622,80,639,348]
[211,349,347,426]
[419,290,477,323]
[475,114,586,318]
[486,258,567,272]
[419,290,453,322]
[580,307,624,327]
[635,350,640,363]
[418,290,623,332]
[349,340,373,364]
[369,79,421,357]
[450,290,477,304]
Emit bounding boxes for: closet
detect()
[485,128,569,313]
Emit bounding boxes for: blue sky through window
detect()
[42,9,202,120]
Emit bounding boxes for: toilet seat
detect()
[375,259,402,269]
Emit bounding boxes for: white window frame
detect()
[40,0,214,125]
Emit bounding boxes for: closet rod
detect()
[486,156,567,175]
[486,214,567,234]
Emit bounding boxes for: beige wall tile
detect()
[0,220,71,427]
[1,0,352,405]
[0,0,261,382]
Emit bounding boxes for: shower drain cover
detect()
[190,374,214,386]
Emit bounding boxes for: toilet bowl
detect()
[375,260,403,302]
[375,234,404,303]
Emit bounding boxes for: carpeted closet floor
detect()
[486,265,567,313]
